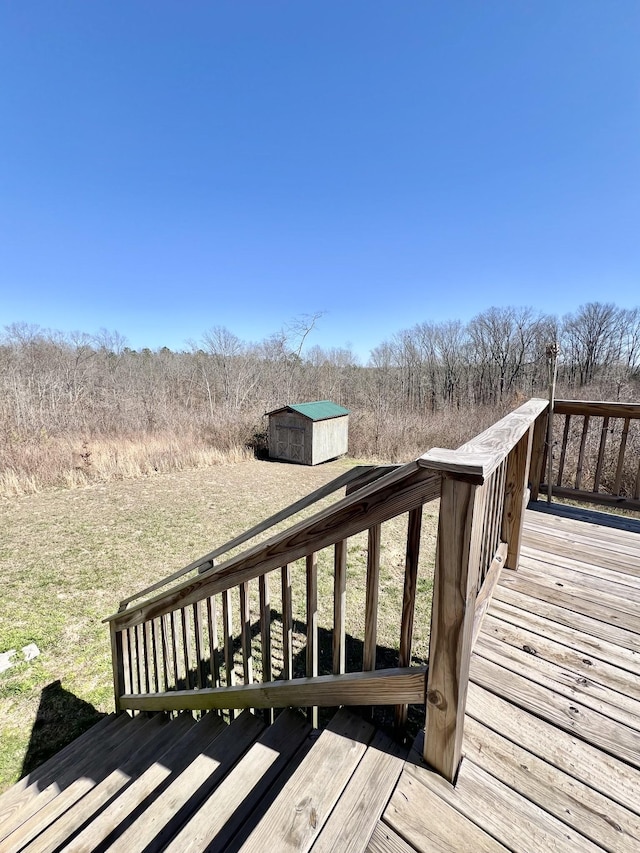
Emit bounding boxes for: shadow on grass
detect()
[21,679,105,780]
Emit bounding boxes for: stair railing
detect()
[105,460,441,724]
[105,397,549,785]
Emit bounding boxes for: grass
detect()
[0,430,255,497]
[0,456,438,793]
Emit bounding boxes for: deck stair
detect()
[0,707,407,853]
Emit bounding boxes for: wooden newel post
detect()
[110,622,126,713]
[423,472,486,783]
[529,410,548,502]
[546,342,559,504]
[501,425,534,571]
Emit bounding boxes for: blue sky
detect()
[1,2,638,362]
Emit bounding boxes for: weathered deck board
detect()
[404,752,605,851]
[310,728,406,853]
[238,708,374,853]
[492,582,640,655]
[498,569,640,634]
[480,611,640,701]
[473,631,640,728]
[463,716,640,852]
[366,823,421,853]
[0,713,125,842]
[18,713,196,853]
[470,651,640,768]
[62,711,228,853]
[513,560,640,613]
[488,593,640,676]
[383,769,509,852]
[101,710,265,852]
[1,713,157,851]
[163,709,311,853]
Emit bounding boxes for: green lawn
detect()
[0,458,438,792]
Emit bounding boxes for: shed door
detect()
[276,425,305,462]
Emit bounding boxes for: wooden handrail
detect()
[106,462,440,630]
[118,464,397,610]
[553,400,640,418]
[419,398,548,482]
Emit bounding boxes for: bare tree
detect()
[561,303,625,387]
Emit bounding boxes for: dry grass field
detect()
[0,456,439,793]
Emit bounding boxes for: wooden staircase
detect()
[0,708,406,853]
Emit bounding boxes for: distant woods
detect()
[1,302,639,495]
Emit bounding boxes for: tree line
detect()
[2,302,638,441]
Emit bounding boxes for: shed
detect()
[266,400,350,465]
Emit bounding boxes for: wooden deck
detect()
[1,505,639,852]
[380,505,640,852]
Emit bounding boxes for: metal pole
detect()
[546,342,559,504]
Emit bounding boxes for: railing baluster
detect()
[281,565,293,680]
[306,553,318,727]
[478,469,497,583]
[110,624,125,712]
[170,610,180,689]
[259,575,271,683]
[395,507,422,732]
[491,461,505,560]
[333,540,347,675]
[593,416,609,492]
[134,623,142,695]
[150,619,160,693]
[240,582,253,685]
[363,525,381,672]
[160,614,170,691]
[529,409,548,500]
[259,574,273,723]
[142,622,151,693]
[502,425,533,571]
[489,465,502,571]
[222,589,235,690]
[193,601,204,689]
[540,439,548,492]
[575,415,590,489]
[126,627,136,694]
[206,596,220,688]
[556,414,571,486]
[181,607,192,690]
[614,417,630,495]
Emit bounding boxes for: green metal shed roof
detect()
[267,400,350,421]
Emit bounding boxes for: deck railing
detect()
[105,397,549,785]
[530,400,640,511]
